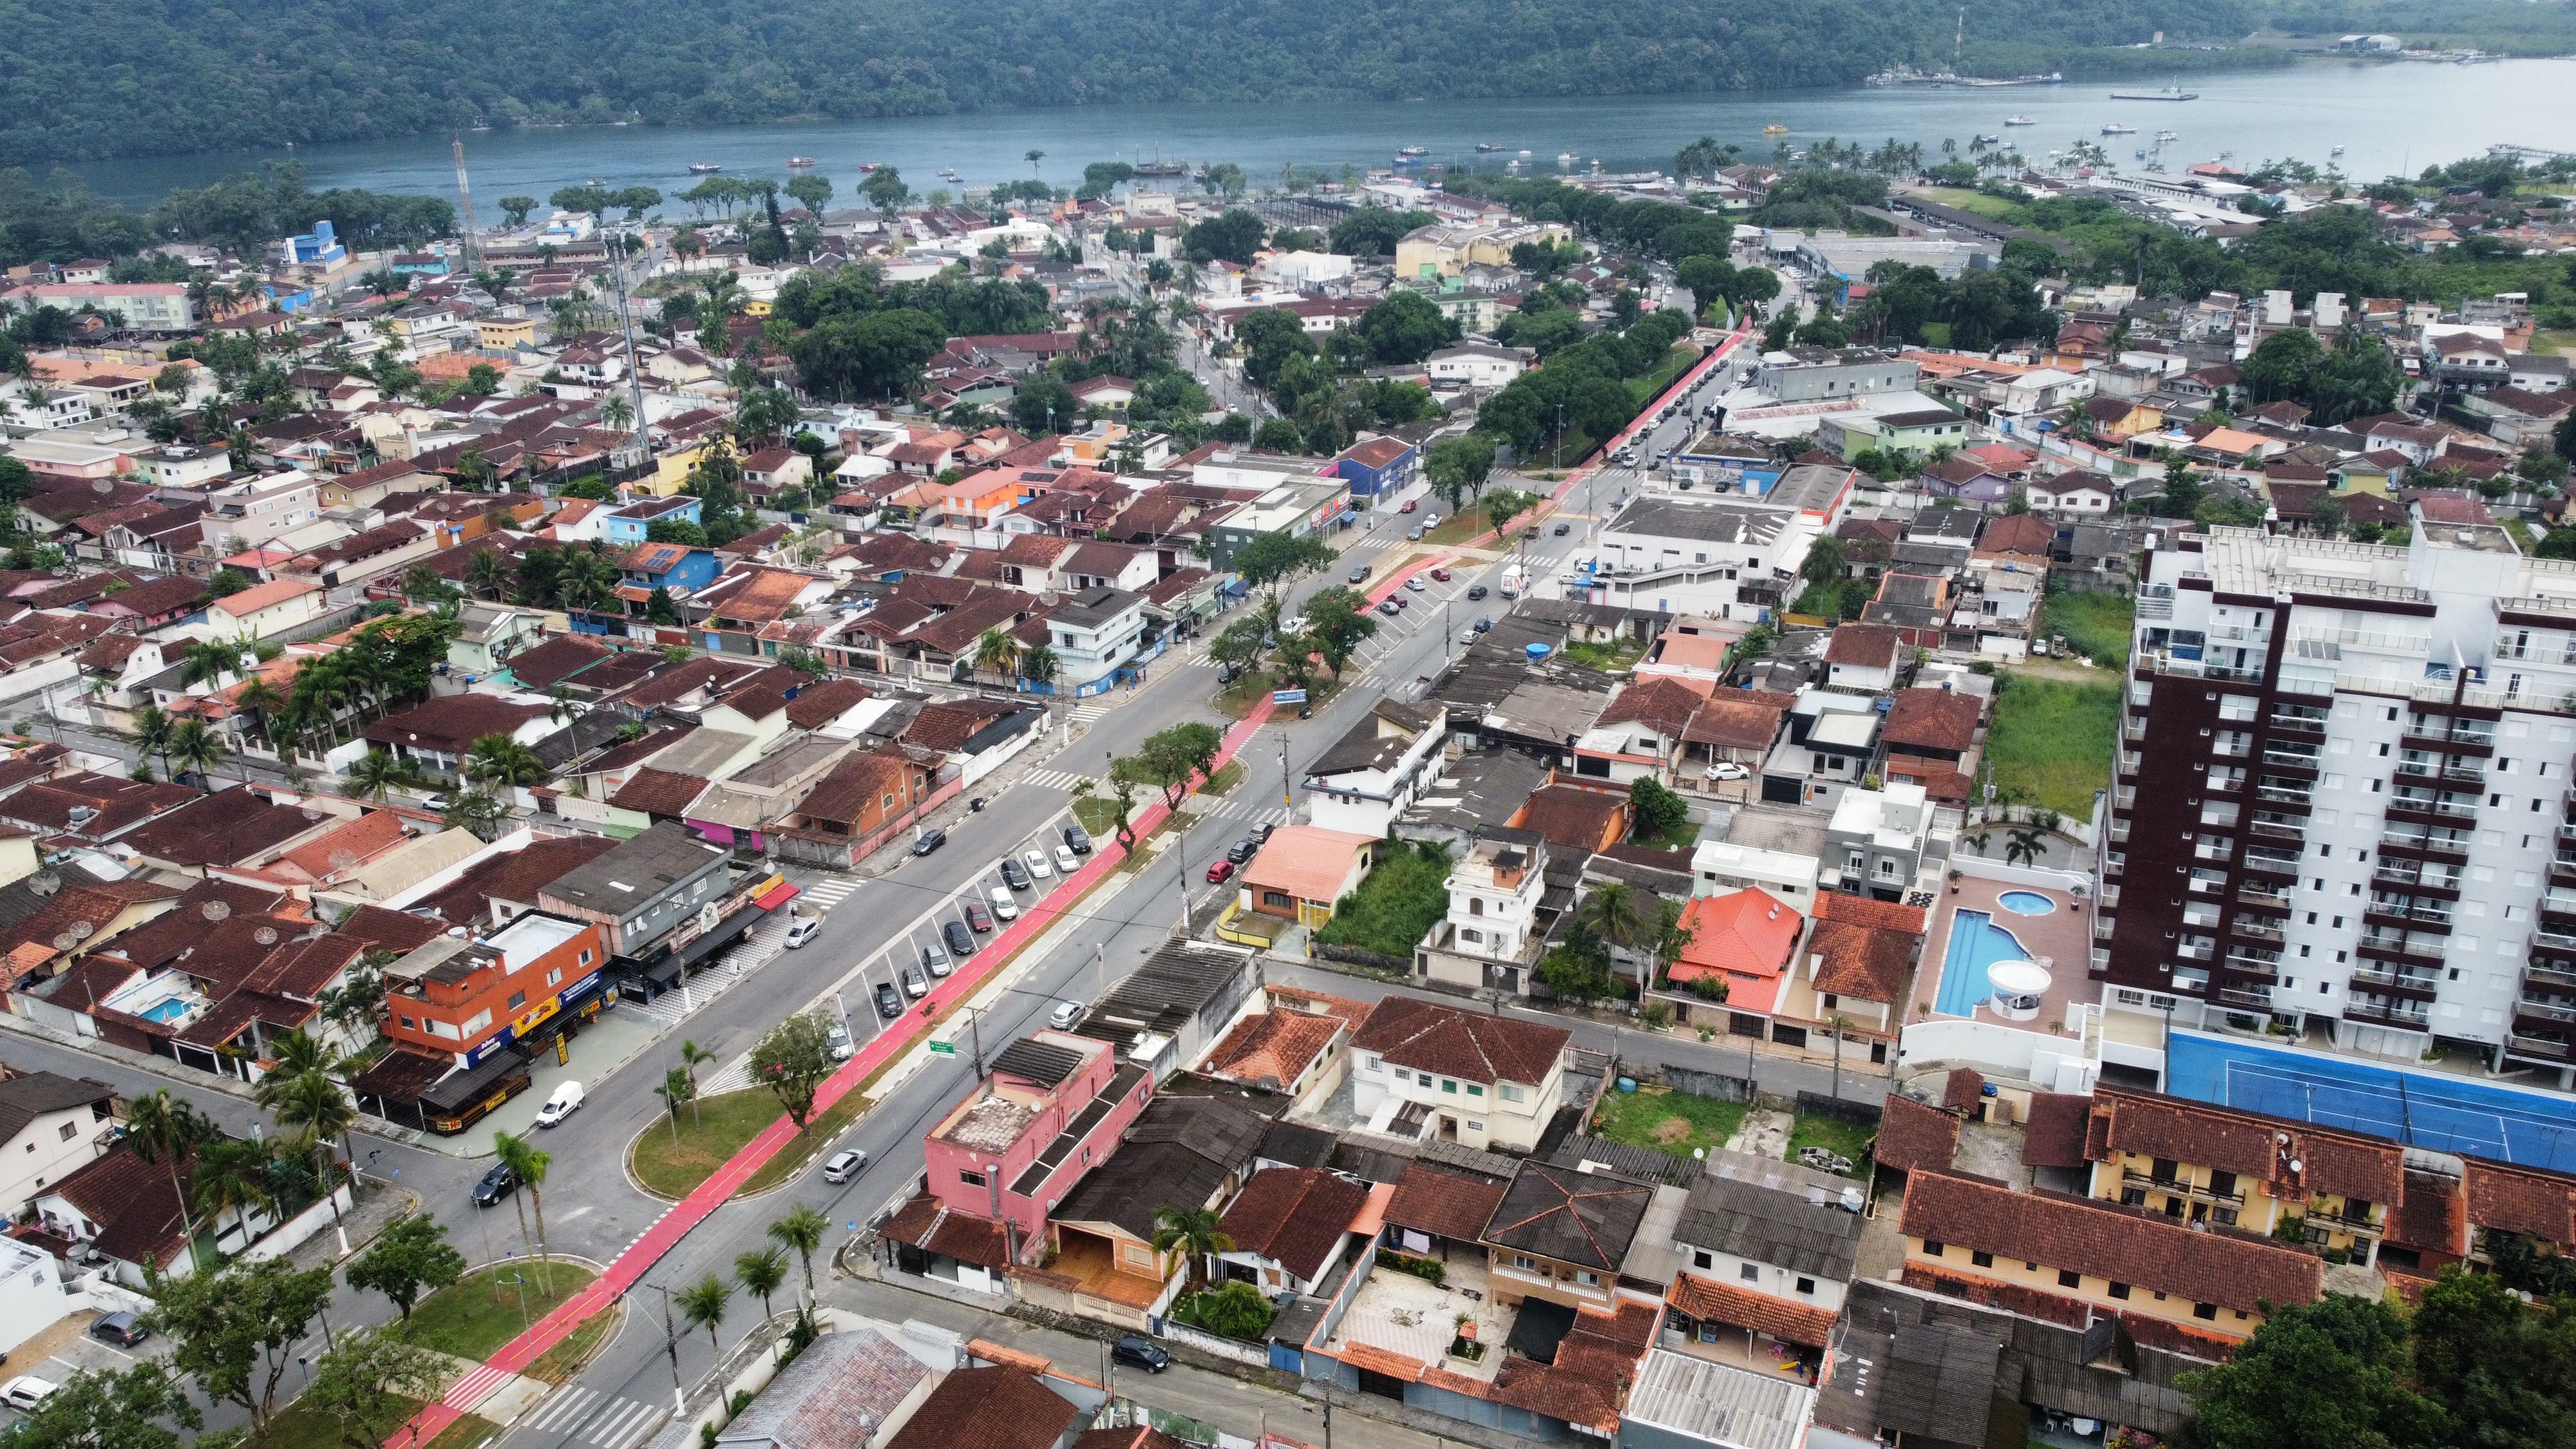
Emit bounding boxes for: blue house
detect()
[1329,435,1421,504]
[264,281,316,315]
[619,542,720,594]
[602,496,703,547]
[391,251,453,277]
[279,220,345,267]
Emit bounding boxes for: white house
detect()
[1302,699,1445,836]
[1043,587,1148,690]
[206,576,328,640]
[0,1238,66,1359]
[2025,470,2115,514]
[0,1072,115,1218]
[1443,837,1548,963]
[1348,996,1571,1153]
[1593,493,1812,621]
[1425,343,1532,389]
[198,471,321,553]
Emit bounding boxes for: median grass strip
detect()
[522,1302,620,1385]
[254,1398,500,1449]
[631,1088,869,1200]
[408,1263,601,1363]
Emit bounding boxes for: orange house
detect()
[1669,888,1806,1007]
[381,913,607,1069]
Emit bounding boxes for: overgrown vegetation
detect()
[1984,674,2120,815]
[2041,583,2135,667]
[1316,839,1454,956]
[1591,1084,1750,1160]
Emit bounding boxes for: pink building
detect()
[919,1029,1153,1253]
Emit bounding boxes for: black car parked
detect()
[875,981,905,1019]
[943,920,978,958]
[1112,1336,1171,1372]
[1063,824,1094,855]
[1227,838,1257,864]
[911,828,947,857]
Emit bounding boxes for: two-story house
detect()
[1042,587,1148,690]
[601,496,703,548]
[1348,998,1569,1152]
[536,820,746,980]
[196,471,320,553]
[1664,1151,1864,1379]
[379,911,607,1070]
[0,1072,115,1217]
[618,542,722,600]
[1481,1160,1657,1311]
[894,1030,1154,1289]
[2076,1087,2403,1264]
[1303,699,1445,836]
[1823,782,1941,902]
[1035,1094,1269,1327]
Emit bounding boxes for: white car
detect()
[988,887,1020,921]
[825,1021,855,1061]
[1705,761,1750,781]
[533,1081,584,1128]
[3,1376,58,1410]
[783,916,822,949]
[1049,1000,1086,1030]
[1280,614,1308,635]
[1052,844,1082,874]
[822,1148,869,1184]
[1404,576,1427,592]
[1022,848,1053,880]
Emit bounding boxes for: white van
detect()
[534,1081,585,1128]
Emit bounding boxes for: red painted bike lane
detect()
[401,699,1282,1443]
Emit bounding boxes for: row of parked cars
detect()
[871,824,1097,1019]
[1201,820,1277,884]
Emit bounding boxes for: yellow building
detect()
[2075,1088,2401,1262]
[1899,1168,2322,1341]
[477,317,538,350]
[1394,222,1574,281]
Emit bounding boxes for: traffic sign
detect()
[1272,689,1309,704]
[928,1040,956,1056]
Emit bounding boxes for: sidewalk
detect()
[282,1180,422,1269]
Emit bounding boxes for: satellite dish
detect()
[28,873,59,898]
[65,920,92,941]
[50,933,75,951]
[327,848,361,872]
[254,926,279,946]
[91,479,113,495]
[201,899,232,922]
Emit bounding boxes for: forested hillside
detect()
[0,0,2505,166]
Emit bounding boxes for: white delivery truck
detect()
[1499,564,1528,599]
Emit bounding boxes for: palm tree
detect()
[167,718,227,791]
[1019,646,1060,687]
[654,1068,694,1144]
[735,1246,788,1339]
[677,1273,731,1354]
[345,749,404,803]
[768,1206,828,1316]
[1149,1206,1233,1289]
[129,703,174,781]
[234,674,285,751]
[1575,880,1652,959]
[972,627,1018,682]
[255,1034,358,1249]
[193,1136,274,1248]
[555,550,620,612]
[679,1039,715,1128]
[178,637,247,690]
[1025,149,1046,177]
[463,734,545,791]
[2004,827,2049,869]
[492,1130,553,1283]
[126,1090,212,1270]
[545,686,581,727]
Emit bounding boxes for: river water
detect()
[66,57,2576,212]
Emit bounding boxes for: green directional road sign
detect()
[929,1040,956,1056]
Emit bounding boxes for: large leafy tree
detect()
[12,1363,200,1449]
[1425,431,1497,513]
[345,1212,466,1321]
[1353,290,1459,365]
[1299,586,1378,678]
[149,1257,336,1434]
[304,1326,450,1449]
[789,308,944,400]
[749,1009,837,1132]
[1231,530,1333,595]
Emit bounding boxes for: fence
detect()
[1316,942,1409,972]
[1618,1058,1758,1104]
[1793,1090,1884,1130]
[1159,1320,1272,1367]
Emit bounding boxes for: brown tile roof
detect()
[1385,1165,1510,1245]
[1513,785,1626,853]
[1683,694,1790,751]
[793,750,912,829]
[333,904,448,955]
[2019,1094,2093,1170]
[1942,1068,1985,1113]
[1883,688,1981,754]
[784,677,873,729]
[2092,1088,2403,1204]
[1823,623,1903,667]
[1219,1167,1370,1283]
[1900,1171,2322,1317]
[1488,1298,1655,1433]
[2464,1161,2576,1245]
[1482,1162,1653,1271]
[610,767,708,819]
[1807,891,1924,1005]
[1973,513,2054,558]
[1595,677,1703,738]
[47,1141,198,1268]
[881,1367,1074,1449]
[903,700,1014,752]
[1873,1094,1960,1175]
[882,1193,1013,1271]
[410,835,618,929]
[363,694,551,754]
[122,789,323,869]
[1203,1009,1341,1090]
[1669,1271,1837,1349]
[2389,1171,2465,1256]
[703,566,818,625]
[276,808,408,884]
[1352,996,1569,1088]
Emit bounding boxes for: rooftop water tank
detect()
[1526,643,1551,662]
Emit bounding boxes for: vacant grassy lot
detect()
[1788,1113,1876,1178]
[630,1088,866,1200]
[1908,187,2023,220]
[1315,840,1454,957]
[2043,585,2135,667]
[1986,675,2120,815]
[1591,1085,1750,1160]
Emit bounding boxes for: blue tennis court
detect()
[2164,1030,2576,1173]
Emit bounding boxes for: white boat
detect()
[2331,144,2347,156]
[2155,129,2177,141]
[2101,123,2136,135]
[1397,144,1428,158]
[687,162,721,174]
[2003,115,2036,126]
[1557,151,1577,163]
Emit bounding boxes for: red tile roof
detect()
[610,767,709,819]
[882,1368,1075,1449]
[1823,623,1904,667]
[1385,1165,1510,1245]
[1673,888,1803,985]
[1901,1171,2322,1318]
[1218,1167,1370,1284]
[1872,1094,1960,1174]
[1668,1271,1837,1349]
[1884,688,1981,754]
[1203,1009,1343,1090]
[1351,996,1569,1088]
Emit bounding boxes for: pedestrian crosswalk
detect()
[1066,703,1114,726]
[1017,768,1095,792]
[801,876,862,911]
[699,1053,753,1096]
[517,1387,670,1449]
[1182,797,1290,825]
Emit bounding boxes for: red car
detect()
[1205,860,1237,884]
[1430,567,1452,582]
[964,901,994,933]
[1399,499,1418,513]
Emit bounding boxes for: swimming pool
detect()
[1934,910,2036,1017]
[1996,891,2056,916]
[137,998,191,1023]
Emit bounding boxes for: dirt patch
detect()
[1649,1116,1694,1146]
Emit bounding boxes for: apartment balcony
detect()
[2350,965,2441,994]
[2539,929,2576,952]
[2122,1168,2246,1209]
[2514,998,2576,1025]
[2543,891,2576,920]
[2262,749,2323,772]
[2136,585,2174,621]
[2217,985,2277,1011]
[2243,849,2302,875]
[2358,934,2447,963]
[2373,864,2461,893]
[2224,956,2280,980]
[2228,918,2284,945]
[2507,1034,2574,1061]
[2182,906,2223,930]
[2108,823,2130,846]
[2206,773,2244,795]
[2524,962,2576,990]
[2235,885,2291,913]
[2210,738,2251,759]
[2345,998,2432,1028]
[2268,709,2328,735]
[2291,627,2430,656]
[2174,941,2214,961]
[2114,788,2137,811]
[2380,828,2471,860]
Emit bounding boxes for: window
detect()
[1795,1276,1815,1296]
[57,1122,77,1142]
[2056,1269,2081,1289]
[1466,1084,1484,1097]
[1499,1084,1526,1103]
[1739,1261,1758,1281]
[1441,1079,1457,1094]
[578,949,594,966]
[1513,1255,1538,1271]
[1970,1250,1994,1267]
[548,968,563,987]
[1465,1120,1484,1132]
[1574,1270,1599,1287]
[1922,1240,1944,1258]
[1359,1054,1380,1070]
[1417,1072,1435,1087]
[1264,891,1292,909]
[959,1170,986,1188]
[1469,898,1484,916]
[2193,1302,2219,1321]
[2108,1282,2132,1300]
[507,990,527,1010]
[399,1016,416,1030]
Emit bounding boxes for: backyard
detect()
[1985,673,2119,816]
[1591,1084,1750,1161]
[1315,840,1454,957]
[2041,583,2134,667]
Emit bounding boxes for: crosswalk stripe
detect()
[1017,768,1090,791]
[526,1387,600,1432]
[585,1401,661,1448]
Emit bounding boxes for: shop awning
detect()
[670,904,762,974]
[753,878,800,911]
[419,1048,530,1113]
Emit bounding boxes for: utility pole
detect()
[451,138,480,270]
[649,1282,687,1415]
[605,231,656,500]
[1278,731,1292,817]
